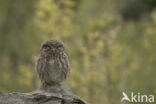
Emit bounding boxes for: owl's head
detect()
[40,39,65,55]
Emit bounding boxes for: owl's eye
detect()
[43,45,50,49]
[57,44,63,48]
[56,44,64,50]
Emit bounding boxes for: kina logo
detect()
[121,92,154,103]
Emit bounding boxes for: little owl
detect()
[35,39,70,87]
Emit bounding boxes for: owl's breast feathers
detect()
[36,51,70,85]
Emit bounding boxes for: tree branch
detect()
[0,85,89,104]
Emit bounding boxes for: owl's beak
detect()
[52,48,56,53]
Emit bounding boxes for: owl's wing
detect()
[35,57,45,83]
[61,53,70,78]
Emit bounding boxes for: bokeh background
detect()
[0,0,156,104]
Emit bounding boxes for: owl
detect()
[35,39,70,87]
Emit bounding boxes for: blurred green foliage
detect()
[120,0,156,20]
[0,0,156,104]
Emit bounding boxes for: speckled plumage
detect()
[35,40,70,87]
